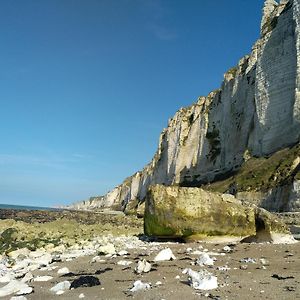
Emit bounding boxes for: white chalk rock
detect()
[10,296,27,300]
[32,253,52,267]
[98,244,116,255]
[50,281,71,293]
[223,246,232,253]
[0,281,32,297]
[118,250,128,256]
[21,273,33,283]
[16,285,33,296]
[182,268,218,290]
[57,267,70,275]
[34,276,53,282]
[56,290,65,295]
[135,259,152,274]
[0,274,14,284]
[117,260,132,266]
[8,249,30,260]
[130,280,151,292]
[154,248,176,262]
[196,253,214,266]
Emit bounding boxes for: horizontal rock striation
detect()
[70,0,300,212]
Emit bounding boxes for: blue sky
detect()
[0,0,264,207]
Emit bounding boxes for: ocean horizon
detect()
[0,203,60,211]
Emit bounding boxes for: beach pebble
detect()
[16,285,33,296]
[8,249,30,260]
[91,256,105,263]
[117,260,132,266]
[240,258,256,264]
[10,296,27,300]
[98,244,116,256]
[56,290,65,295]
[130,280,151,292]
[34,253,53,267]
[79,293,85,298]
[0,281,32,297]
[0,274,13,283]
[21,272,33,283]
[260,258,269,266]
[217,265,231,271]
[118,250,128,256]
[223,246,232,253]
[135,259,152,274]
[57,267,70,275]
[50,281,71,293]
[34,276,53,282]
[154,248,176,262]
[182,268,218,290]
[196,253,214,266]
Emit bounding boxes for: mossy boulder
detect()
[144,185,292,242]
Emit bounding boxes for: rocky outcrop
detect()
[144,185,294,243]
[70,0,300,212]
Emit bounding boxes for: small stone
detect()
[118,250,128,256]
[34,276,53,282]
[154,248,176,262]
[117,260,132,266]
[57,267,70,275]
[56,290,65,295]
[182,268,218,290]
[0,281,32,297]
[79,293,85,298]
[70,276,101,289]
[21,273,33,283]
[240,258,256,264]
[196,253,214,266]
[260,258,269,266]
[91,256,105,263]
[223,246,232,253]
[50,281,71,293]
[135,259,152,274]
[16,286,33,296]
[130,280,151,292]
[98,244,116,256]
[217,265,231,271]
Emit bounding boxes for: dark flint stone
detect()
[70,276,101,289]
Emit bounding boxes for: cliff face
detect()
[70,0,300,212]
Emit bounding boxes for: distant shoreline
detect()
[0,203,61,211]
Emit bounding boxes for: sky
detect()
[0,0,265,207]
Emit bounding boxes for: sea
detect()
[0,203,60,211]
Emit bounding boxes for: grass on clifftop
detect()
[204,143,300,193]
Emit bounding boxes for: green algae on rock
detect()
[144,185,292,242]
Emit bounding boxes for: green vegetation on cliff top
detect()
[205,143,300,193]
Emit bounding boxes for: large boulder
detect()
[144,185,294,243]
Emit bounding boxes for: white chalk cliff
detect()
[70,0,300,212]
